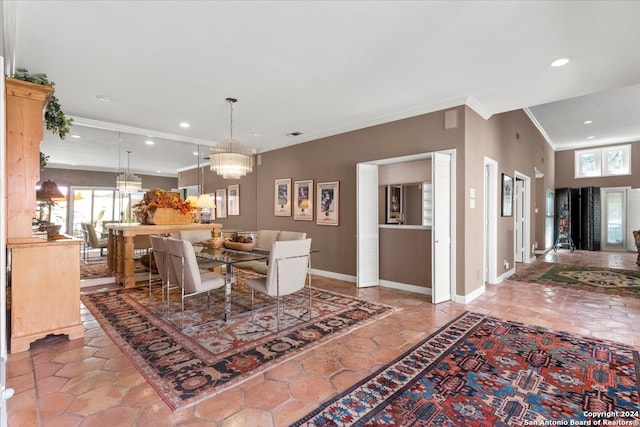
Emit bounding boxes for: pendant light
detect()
[116,150,142,193]
[209,97,253,179]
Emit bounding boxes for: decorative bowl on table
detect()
[223,240,256,251]
[201,238,224,249]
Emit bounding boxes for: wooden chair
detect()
[245,238,312,332]
[165,237,226,329]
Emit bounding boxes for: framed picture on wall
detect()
[316,181,339,226]
[216,188,227,219]
[385,185,403,224]
[502,173,513,217]
[274,178,292,216]
[294,179,314,221]
[227,184,239,216]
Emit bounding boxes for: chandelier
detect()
[210,97,253,179]
[116,150,142,193]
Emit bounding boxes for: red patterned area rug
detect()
[509,262,640,299]
[81,283,394,411]
[292,312,640,426]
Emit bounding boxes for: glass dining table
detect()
[197,247,268,322]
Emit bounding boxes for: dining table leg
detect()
[224,263,232,322]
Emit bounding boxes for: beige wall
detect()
[555,141,640,189]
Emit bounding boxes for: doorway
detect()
[514,172,531,263]
[483,158,497,283]
[601,187,629,251]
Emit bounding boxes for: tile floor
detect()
[7,250,640,426]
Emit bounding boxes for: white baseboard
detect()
[309,268,356,283]
[452,284,485,304]
[379,279,431,295]
[496,267,516,284]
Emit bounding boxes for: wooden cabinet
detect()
[5,77,84,353]
[5,77,53,240]
[8,239,84,353]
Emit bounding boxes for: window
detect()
[575,144,631,178]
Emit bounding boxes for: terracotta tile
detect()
[193,389,243,420]
[244,381,290,410]
[342,336,377,353]
[263,360,303,382]
[60,370,115,395]
[221,408,272,427]
[301,357,342,376]
[51,346,98,364]
[55,357,106,378]
[42,413,83,427]
[7,389,38,426]
[289,376,334,402]
[39,392,74,417]
[338,351,377,371]
[66,385,128,416]
[122,382,162,406]
[272,399,318,426]
[137,402,175,427]
[330,369,368,391]
[36,375,67,396]
[76,406,140,427]
[7,372,35,394]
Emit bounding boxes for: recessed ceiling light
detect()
[584,120,593,124]
[550,57,571,67]
[193,152,199,156]
[251,132,262,137]
[145,140,154,145]
[156,170,161,173]
[587,136,595,139]
[96,94,112,103]
[179,122,190,128]
[70,134,81,139]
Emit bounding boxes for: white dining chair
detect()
[165,237,226,329]
[244,238,312,332]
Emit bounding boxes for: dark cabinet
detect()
[555,187,600,251]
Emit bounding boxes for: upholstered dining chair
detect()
[81,223,108,262]
[148,235,176,311]
[244,238,312,332]
[165,237,226,329]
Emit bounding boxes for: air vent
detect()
[287,131,303,137]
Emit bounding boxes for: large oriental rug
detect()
[293,312,640,426]
[509,262,640,299]
[81,283,394,410]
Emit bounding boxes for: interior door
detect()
[515,179,525,262]
[626,189,640,252]
[356,163,379,287]
[432,152,451,303]
[601,187,627,251]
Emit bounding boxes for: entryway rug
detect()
[81,283,394,411]
[80,259,147,281]
[292,311,640,426]
[509,262,640,298]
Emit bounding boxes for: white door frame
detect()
[356,163,379,287]
[483,157,497,283]
[601,186,630,251]
[513,171,532,263]
[432,150,456,303]
[355,151,455,301]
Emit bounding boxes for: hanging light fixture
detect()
[116,150,142,193]
[210,97,253,179]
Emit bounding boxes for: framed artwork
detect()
[316,181,339,226]
[227,184,239,216]
[385,185,403,224]
[294,179,314,221]
[216,188,227,219]
[501,173,513,217]
[274,178,292,216]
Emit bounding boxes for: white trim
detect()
[466,96,492,120]
[514,171,532,263]
[452,285,485,304]
[496,267,516,284]
[309,268,356,283]
[483,157,498,284]
[523,107,555,149]
[379,280,431,295]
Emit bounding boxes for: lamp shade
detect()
[197,194,216,209]
[36,180,66,201]
[186,195,199,208]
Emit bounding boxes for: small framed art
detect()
[216,188,227,219]
[294,179,314,221]
[274,178,292,216]
[228,184,239,216]
[501,173,513,217]
[316,181,339,226]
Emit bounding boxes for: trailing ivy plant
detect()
[13,67,74,140]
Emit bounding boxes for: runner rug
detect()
[509,262,640,299]
[81,283,394,411]
[292,311,640,426]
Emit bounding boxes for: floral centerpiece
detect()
[133,189,195,225]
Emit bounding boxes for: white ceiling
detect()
[6,1,640,177]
